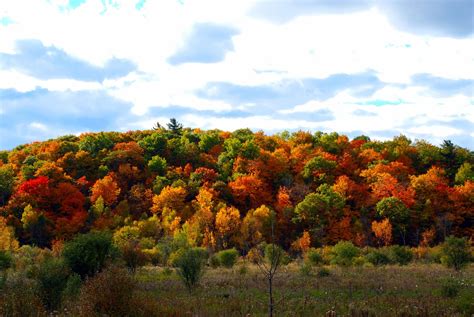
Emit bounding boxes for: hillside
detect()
[0,120,473,250]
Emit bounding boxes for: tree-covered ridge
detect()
[0,121,472,250]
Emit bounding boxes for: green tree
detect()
[167,118,183,135]
[441,236,471,271]
[148,155,167,175]
[138,132,167,160]
[302,156,337,184]
[198,130,221,152]
[455,162,474,184]
[294,184,345,242]
[0,164,15,205]
[376,197,410,245]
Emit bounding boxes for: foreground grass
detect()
[134,263,473,316]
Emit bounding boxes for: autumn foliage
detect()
[0,126,472,250]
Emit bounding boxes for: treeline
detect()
[0,119,472,253]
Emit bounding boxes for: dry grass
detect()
[134,263,473,316]
[1,262,472,316]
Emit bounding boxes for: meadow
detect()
[132,263,473,316]
[1,236,473,317]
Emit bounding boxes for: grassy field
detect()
[131,263,474,316]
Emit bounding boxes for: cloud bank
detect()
[0,0,472,149]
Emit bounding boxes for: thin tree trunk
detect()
[269,276,273,317]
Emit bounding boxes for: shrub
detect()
[142,247,161,266]
[63,231,117,279]
[209,254,220,268]
[456,291,474,314]
[330,241,359,267]
[62,273,82,301]
[0,251,12,271]
[426,245,443,263]
[216,248,239,268]
[169,247,208,267]
[317,267,331,277]
[440,278,461,298]
[352,256,367,266]
[120,241,148,273]
[35,257,70,310]
[0,274,46,316]
[305,248,323,266]
[175,248,206,292]
[299,262,313,276]
[265,244,291,266]
[192,247,209,261]
[11,245,49,274]
[389,245,413,265]
[366,249,391,266]
[238,264,248,275]
[441,236,471,271]
[72,266,159,317]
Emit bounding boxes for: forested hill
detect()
[0,120,473,251]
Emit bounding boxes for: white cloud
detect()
[0,70,102,92]
[1,0,473,148]
[29,122,48,131]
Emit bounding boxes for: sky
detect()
[0,0,473,150]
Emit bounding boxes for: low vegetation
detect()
[0,232,471,316]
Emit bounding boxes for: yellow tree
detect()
[150,186,187,216]
[371,218,392,246]
[0,216,19,251]
[215,205,241,249]
[185,188,217,247]
[240,205,273,248]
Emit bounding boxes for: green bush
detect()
[317,267,331,277]
[352,256,367,266]
[175,248,206,292]
[209,254,220,268]
[169,247,208,267]
[299,262,312,276]
[238,264,248,275]
[265,244,291,266]
[0,251,12,271]
[441,236,471,271]
[216,248,239,268]
[440,278,461,298]
[456,291,474,315]
[389,245,413,265]
[426,245,443,263]
[63,231,117,279]
[63,273,82,301]
[366,249,391,266]
[35,257,70,310]
[330,241,359,267]
[305,248,323,266]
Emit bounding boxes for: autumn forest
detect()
[1,121,473,316]
[1,120,472,250]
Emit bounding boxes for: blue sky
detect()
[0,0,473,149]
